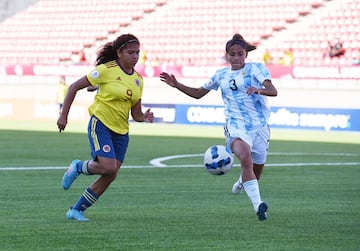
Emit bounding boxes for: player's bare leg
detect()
[86,157,121,196]
[233,163,264,194]
[253,163,264,180]
[231,139,267,220]
[65,157,121,221]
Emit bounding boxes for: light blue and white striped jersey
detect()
[203,62,272,133]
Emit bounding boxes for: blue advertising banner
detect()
[268,107,357,131]
[172,104,360,132]
[142,104,176,123]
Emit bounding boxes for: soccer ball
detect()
[204,145,234,175]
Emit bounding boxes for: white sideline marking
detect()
[149,152,360,167]
[0,162,359,171]
[269,152,360,156]
[147,162,360,168]
[150,154,202,167]
[0,165,151,171]
[0,152,359,171]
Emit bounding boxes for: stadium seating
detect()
[131,0,326,66]
[0,0,167,64]
[265,0,360,66]
[0,0,358,66]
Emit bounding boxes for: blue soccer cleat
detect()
[256,202,268,221]
[66,208,89,222]
[62,160,81,190]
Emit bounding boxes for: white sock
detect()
[239,175,243,184]
[81,160,91,175]
[243,179,262,212]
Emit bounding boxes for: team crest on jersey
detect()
[90,70,100,79]
[127,89,133,97]
[102,145,111,153]
[135,79,140,86]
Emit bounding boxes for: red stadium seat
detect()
[0,0,358,66]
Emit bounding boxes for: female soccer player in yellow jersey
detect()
[57,34,154,221]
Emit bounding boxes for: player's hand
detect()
[160,72,178,88]
[246,87,261,95]
[144,108,154,123]
[57,115,68,132]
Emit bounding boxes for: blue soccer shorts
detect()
[87,115,129,162]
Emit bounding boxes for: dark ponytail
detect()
[225,33,256,53]
[95,42,115,66]
[95,34,140,66]
[233,34,244,40]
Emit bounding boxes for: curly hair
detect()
[95,34,140,66]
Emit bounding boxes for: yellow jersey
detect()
[87,60,143,134]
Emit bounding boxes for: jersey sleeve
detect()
[202,69,223,90]
[86,64,107,86]
[253,63,272,84]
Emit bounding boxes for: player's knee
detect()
[103,165,119,176]
[239,155,253,169]
[234,151,252,167]
[103,170,118,183]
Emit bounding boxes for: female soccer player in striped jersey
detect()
[57,34,154,221]
[160,34,277,221]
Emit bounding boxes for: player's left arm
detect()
[131,100,154,123]
[247,79,277,97]
[260,79,277,96]
[247,64,278,97]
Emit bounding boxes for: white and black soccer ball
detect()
[204,145,234,175]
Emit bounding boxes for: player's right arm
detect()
[57,76,91,132]
[160,72,209,99]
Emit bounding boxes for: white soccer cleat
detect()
[232,179,243,194]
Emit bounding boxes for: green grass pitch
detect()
[0,121,359,250]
